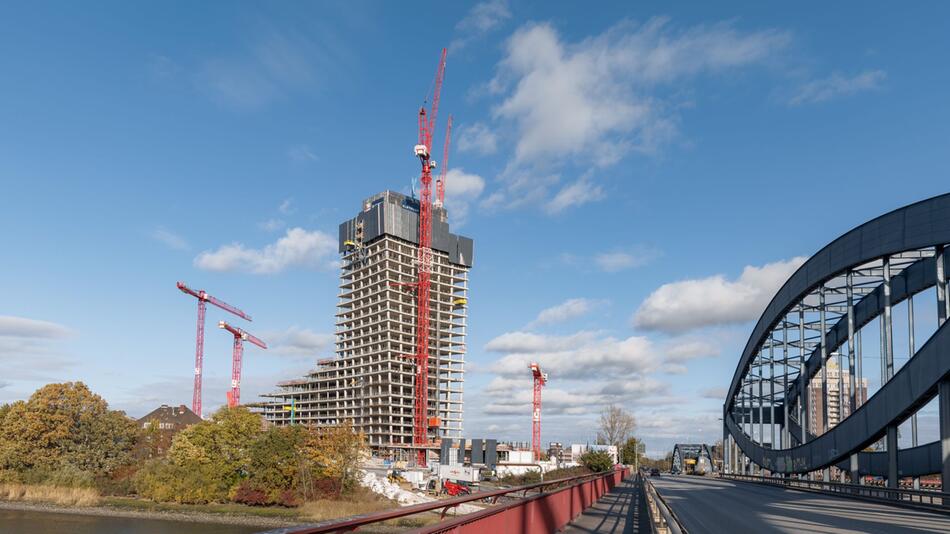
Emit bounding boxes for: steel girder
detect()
[724,193,950,475]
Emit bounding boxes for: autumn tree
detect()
[0,382,137,485]
[136,406,263,503]
[302,422,367,498]
[596,405,636,463]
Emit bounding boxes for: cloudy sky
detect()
[1,2,948,457]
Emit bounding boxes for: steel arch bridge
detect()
[723,193,950,490]
[671,443,714,473]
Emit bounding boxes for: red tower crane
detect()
[404,48,447,467]
[177,281,251,416]
[529,362,548,461]
[219,321,267,408]
[435,115,452,207]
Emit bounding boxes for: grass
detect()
[0,483,441,529]
[0,483,100,506]
[102,496,303,519]
[296,487,440,528]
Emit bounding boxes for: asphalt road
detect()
[650,475,950,533]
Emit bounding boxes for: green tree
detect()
[579,450,613,473]
[136,406,263,503]
[244,425,308,504]
[622,437,642,468]
[0,382,136,485]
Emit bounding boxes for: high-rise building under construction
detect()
[261,190,473,451]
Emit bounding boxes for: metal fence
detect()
[261,467,629,534]
[641,474,689,534]
[721,473,950,514]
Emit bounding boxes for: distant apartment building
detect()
[547,442,571,464]
[137,404,202,457]
[261,191,473,454]
[808,358,868,436]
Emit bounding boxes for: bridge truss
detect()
[724,193,950,490]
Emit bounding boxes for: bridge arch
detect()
[723,193,950,489]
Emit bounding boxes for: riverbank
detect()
[0,499,301,529]
[0,493,439,531]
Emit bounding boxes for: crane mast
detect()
[530,362,548,461]
[177,281,251,416]
[219,321,267,408]
[408,48,446,467]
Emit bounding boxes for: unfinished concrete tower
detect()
[262,191,472,454]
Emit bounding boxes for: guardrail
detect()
[641,474,689,534]
[721,473,950,514]
[261,467,628,534]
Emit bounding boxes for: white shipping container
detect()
[438,464,481,483]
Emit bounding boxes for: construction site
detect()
[260,188,473,458]
[170,48,571,484]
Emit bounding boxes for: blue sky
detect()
[1,2,948,457]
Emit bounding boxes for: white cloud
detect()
[194,227,337,274]
[457,122,498,155]
[481,377,666,416]
[442,168,486,224]
[450,0,512,52]
[700,386,727,400]
[661,363,689,375]
[279,198,295,214]
[259,219,286,232]
[265,326,334,357]
[486,330,661,380]
[287,144,318,162]
[0,317,76,383]
[151,227,189,251]
[594,248,657,272]
[529,298,596,327]
[0,316,72,339]
[664,339,720,363]
[789,69,886,106]
[485,330,597,354]
[482,18,789,211]
[632,256,807,333]
[636,409,721,441]
[545,176,605,214]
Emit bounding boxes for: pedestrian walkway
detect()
[561,476,645,534]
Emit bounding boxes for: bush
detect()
[579,450,613,473]
[232,482,269,506]
[499,469,542,486]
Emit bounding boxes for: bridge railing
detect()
[642,474,689,534]
[721,473,950,513]
[261,466,629,534]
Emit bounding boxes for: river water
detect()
[0,508,266,533]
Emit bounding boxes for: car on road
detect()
[649,468,661,477]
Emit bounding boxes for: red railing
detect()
[263,467,629,534]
